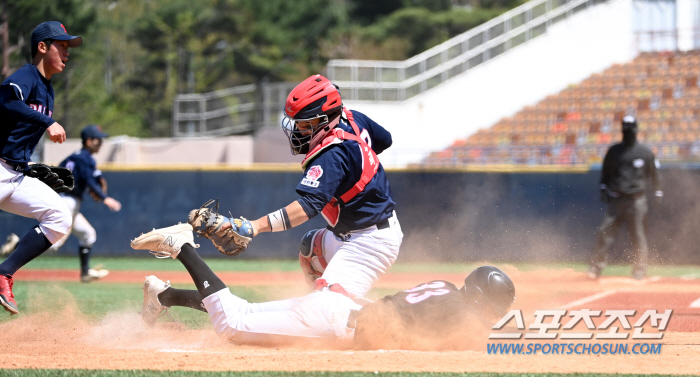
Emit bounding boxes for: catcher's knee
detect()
[299,229,329,286]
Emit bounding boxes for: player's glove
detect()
[23,163,75,193]
[187,199,253,257]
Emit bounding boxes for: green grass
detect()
[0,279,306,328]
[15,256,302,272]
[0,371,695,377]
[12,256,700,278]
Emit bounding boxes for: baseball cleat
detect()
[632,269,646,281]
[141,275,171,326]
[130,223,198,259]
[81,268,110,283]
[0,233,19,255]
[0,275,18,315]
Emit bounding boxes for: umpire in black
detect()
[587,115,662,280]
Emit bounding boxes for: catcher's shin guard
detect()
[298,229,328,285]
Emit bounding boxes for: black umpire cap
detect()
[622,115,638,129]
[31,21,82,49]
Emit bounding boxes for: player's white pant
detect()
[202,287,362,341]
[320,211,403,298]
[49,195,96,251]
[0,161,71,244]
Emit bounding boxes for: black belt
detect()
[0,159,25,173]
[376,218,390,230]
[330,217,392,240]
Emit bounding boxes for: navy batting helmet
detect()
[460,266,516,318]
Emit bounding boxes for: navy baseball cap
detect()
[31,21,82,49]
[81,125,108,140]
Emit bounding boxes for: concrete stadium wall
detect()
[346,0,636,167]
[2,167,698,265]
[42,131,304,166]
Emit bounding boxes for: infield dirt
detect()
[1,267,699,373]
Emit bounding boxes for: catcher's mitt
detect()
[24,163,75,193]
[188,199,253,257]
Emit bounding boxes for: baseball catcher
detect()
[185,74,402,304]
[131,223,516,349]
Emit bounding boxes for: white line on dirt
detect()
[560,289,619,309]
[690,297,700,308]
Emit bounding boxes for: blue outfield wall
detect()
[1,168,697,263]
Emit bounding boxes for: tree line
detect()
[1,0,522,138]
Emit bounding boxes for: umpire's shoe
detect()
[141,275,171,326]
[131,223,198,259]
[586,265,601,280]
[0,275,18,315]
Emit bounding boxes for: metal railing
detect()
[327,0,609,102]
[172,0,610,136]
[172,82,296,137]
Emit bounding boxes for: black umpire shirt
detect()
[601,141,661,195]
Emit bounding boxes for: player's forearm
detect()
[1,99,54,128]
[251,200,309,236]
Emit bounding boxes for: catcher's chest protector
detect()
[301,109,380,227]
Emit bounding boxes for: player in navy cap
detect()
[48,124,121,282]
[0,21,82,314]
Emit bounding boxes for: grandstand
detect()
[166,0,697,168]
[420,50,700,166]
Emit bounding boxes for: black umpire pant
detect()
[590,194,649,274]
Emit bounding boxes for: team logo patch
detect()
[633,158,645,168]
[301,165,323,188]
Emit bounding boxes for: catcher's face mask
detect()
[281,113,339,155]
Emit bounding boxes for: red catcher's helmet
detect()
[282,75,343,155]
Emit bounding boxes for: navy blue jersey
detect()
[353,280,472,348]
[60,148,105,200]
[296,110,395,234]
[383,280,470,333]
[0,64,56,166]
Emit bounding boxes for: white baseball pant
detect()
[0,161,71,243]
[203,287,362,341]
[49,195,96,251]
[318,211,403,298]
